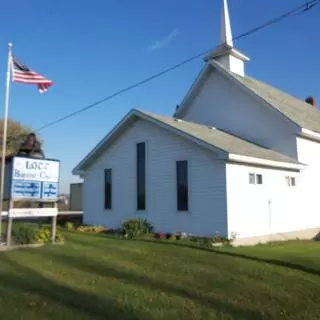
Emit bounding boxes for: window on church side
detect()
[137,142,146,211]
[286,176,296,187]
[249,173,263,185]
[104,168,112,209]
[256,174,263,185]
[176,160,188,211]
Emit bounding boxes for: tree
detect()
[0,119,35,157]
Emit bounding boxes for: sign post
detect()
[4,156,60,246]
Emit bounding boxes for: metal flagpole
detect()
[0,42,13,244]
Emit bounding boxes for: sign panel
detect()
[8,207,58,218]
[42,182,58,199]
[10,157,60,201]
[12,157,60,183]
[11,180,41,199]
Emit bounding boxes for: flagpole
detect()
[0,42,13,244]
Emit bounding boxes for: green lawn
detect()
[1,231,320,320]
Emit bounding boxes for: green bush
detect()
[33,227,65,244]
[12,224,36,245]
[65,221,75,231]
[76,225,106,233]
[11,223,65,245]
[190,236,212,248]
[121,218,153,239]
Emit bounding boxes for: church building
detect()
[72,0,320,245]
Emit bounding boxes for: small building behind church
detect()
[72,0,320,245]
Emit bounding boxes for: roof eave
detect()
[174,63,212,118]
[72,108,138,175]
[210,60,301,131]
[228,153,306,170]
[300,128,320,142]
[72,108,230,175]
[175,60,300,132]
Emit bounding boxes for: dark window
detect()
[176,160,188,211]
[137,142,146,210]
[249,173,263,185]
[286,176,296,187]
[256,174,263,185]
[104,169,112,209]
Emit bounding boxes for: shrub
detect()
[121,218,153,239]
[76,225,106,233]
[190,236,212,248]
[33,227,65,244]
[12,224,36,245]
[65,221,75,231]
[57,215,82,226]
[54,232,65,243]
[11,224,65,245]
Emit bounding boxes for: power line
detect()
[20,0,320,133]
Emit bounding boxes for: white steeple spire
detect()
[204,0,250,77]
[220,0,233,47]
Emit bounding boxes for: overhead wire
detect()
[34,0,318,133]
[3,0,319,141]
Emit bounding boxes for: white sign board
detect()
[10,157,60,201]
[8,208,58,218]
[12,157,60,183]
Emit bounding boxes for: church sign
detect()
[7,207,58,218]
[9,157,60,201]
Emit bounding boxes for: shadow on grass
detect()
[61,231,320,277]
[135,239,320,277]
[0,254,144,320]
[38,249,266,320]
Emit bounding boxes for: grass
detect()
[1,230,320,319]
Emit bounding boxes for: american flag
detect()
[11,57,53,93]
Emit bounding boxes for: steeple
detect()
[204,0,249,77]
[220,0,233,47]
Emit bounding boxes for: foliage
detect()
[32,227,52,244]
[33,227,65,244]
[190,236,213,248]
[57,215,83,228]
[121,218,153,239]
[12,224,36,245]
[11,223,64,245]
[188,234,232,248]
[0,119,39,157]
[76,225,106,233]
[65,221,75,231]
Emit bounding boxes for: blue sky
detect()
[0,0,319,193]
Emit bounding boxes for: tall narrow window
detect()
[137,142,146,210]
[104,169,112,209]
[176,160,188,211]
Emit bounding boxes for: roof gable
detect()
[73,109,303,175]
[175,60,320,133]
[232,74,320,133]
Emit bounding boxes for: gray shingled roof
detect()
[143,110,301,164]
[231,73,320,133]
